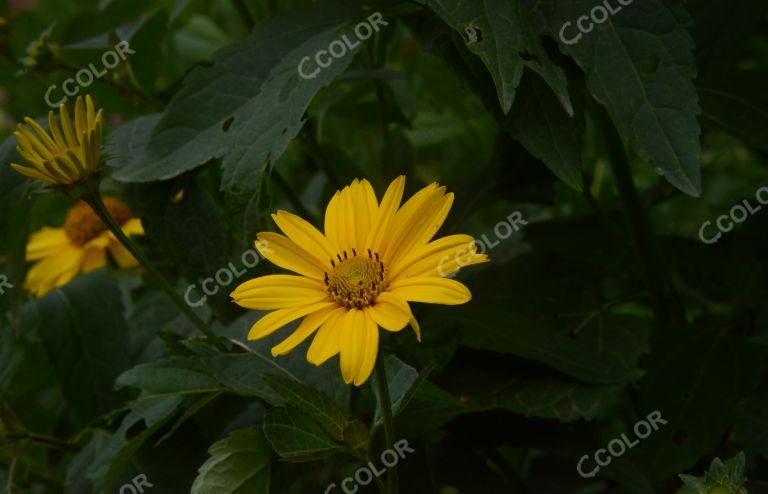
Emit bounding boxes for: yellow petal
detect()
[324,190,348,253]
[387,188,454,267]
[378,183,440,262]
[307,308,345,365]
[108,240,138,268]
[366,292,411,332]
[272,210,336,268]
[272,305,340,357]
[23,117,58,154]
[350,179,378,249]
[16,127,55,161]
[47,110,67,150]
[81,247,107,272]
[10,163,56,184]
[389,277,471,305]
[120,218,144,236]
[74,96,86,139]
[389,234,488,280]
[339,308,366,384]
[354,310,379,386]
[247,301,336,340]
[365,175,404,252]
[59,104,79,148]
[85,95,96,128]
[26,227,70,261]
[256,232,327,280]
[231,275,328,310]
[24,244,84,297]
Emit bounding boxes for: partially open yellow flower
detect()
[11,95,103,186]
[25,197,143,296]
[231,177,488,385]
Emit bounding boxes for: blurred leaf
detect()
[638,328,765,480]
[191,425,271,494]
[699,70,768,153]
[542,0,702,196]
[263,406,346,461]
[733,396,768,460]
[27,270,131,423]
[114,2,371,191]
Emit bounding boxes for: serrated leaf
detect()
[507,72,584,190]
[263,406,345,461]
[543,0,702,195]
[262,374,349,441]
[191,426,270,494]
[418,0,572,115]
[114,2,372,191]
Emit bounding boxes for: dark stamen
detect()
[330,259,335,267]
[343,250,348,260]
[375,252,380,262]
[337,253,343,262]
[352,248,357,257]
[367,248,372,258]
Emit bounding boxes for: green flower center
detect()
[325,249,387,309]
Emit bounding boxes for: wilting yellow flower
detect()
[25,197,143,296]
[11,95,103,186]
[231,177,488,385]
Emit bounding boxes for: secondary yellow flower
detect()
[25,197,143,296]
[11,95,103,185]
[231,177,488,385]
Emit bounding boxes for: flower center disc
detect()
[326,254,386,309]
[64,198,132,246]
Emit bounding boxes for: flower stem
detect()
[374,353,398,494]
[81,190,227,351]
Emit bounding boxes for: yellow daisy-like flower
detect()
[231,177,489,385]
[25,197,143,297]
[11,95,103,186]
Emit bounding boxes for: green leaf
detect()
[116,356,222,398]
[699,70,768,153]
[262,374,349,441]
[263,406,345,461]
[373,356,432,427]
[191,426,271,494]
[418,0,572,115]
[27,271,131,423]
[734,396,768,460]
[86,396,185,493]
[639,328,765,480]
[114,2,371,191]
[507,72,584,190]
[543,0,702,195]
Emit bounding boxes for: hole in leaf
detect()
[125,419,148,441]
[462,23,482,44]
[519,50,539,64]
[221,116,235,132]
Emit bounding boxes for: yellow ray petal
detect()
[47,110,67,150]
[386,189,454,267]
[324,190,348,253]
[366,292,411,332]
[247,301,336,341]
[272,305,341,357]
[24,244,84,297]
[82,247,107,272]
[108,240,139,268]
[378,183,439,262]
[23,117,58,153]
[388,277,471,305]
[10,163,56,184]
[59,104,79,148]
[339,308,366,384]
[231,275,328,310]
[120,218,144,236]
[389,234,488,280]
[354,310,379,385]
[74,96,86,139]
[256,232,327,280]
[349,179,378,249]
[272,210,336,268]
[26,227,71,261]
[365,175,404,252]
[307,308,345,365]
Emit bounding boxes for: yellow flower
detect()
[11,95,103,186]
[231,177,489,385]
[25,197,143,297]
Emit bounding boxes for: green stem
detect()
[81,190,227,351]
[6,432,77,452]
[374,353,398,494]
